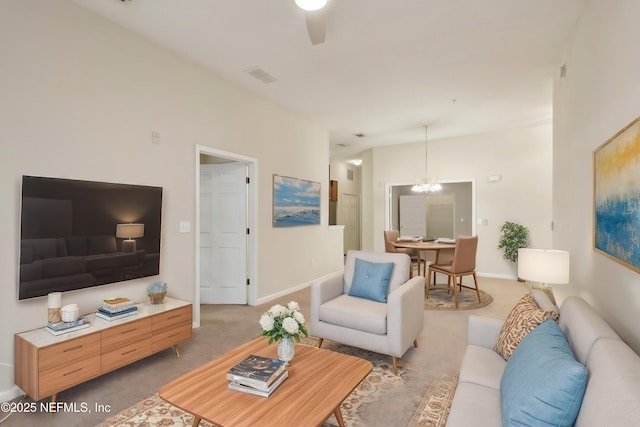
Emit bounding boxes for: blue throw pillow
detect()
[348,258,395,303]
[501,319,587,427]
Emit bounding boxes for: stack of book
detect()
[46,317,90,336]
[95,297,138,321]
[227,354,288,397]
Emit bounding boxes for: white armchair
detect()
[310,250,425,374]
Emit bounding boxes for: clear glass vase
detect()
[277,337,295,364]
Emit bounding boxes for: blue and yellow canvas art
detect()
[594,117,640,272]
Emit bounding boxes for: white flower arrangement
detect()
[259,301,308,344]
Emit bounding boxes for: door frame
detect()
[194,145,258,327]
[385,178,477,236]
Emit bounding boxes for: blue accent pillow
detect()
[501,319,587,427]
[348,258,395,303]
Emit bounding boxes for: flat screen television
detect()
[18,175,162,300]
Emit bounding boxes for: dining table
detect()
[392,239,456,278]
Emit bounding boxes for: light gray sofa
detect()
[447,295,640,427]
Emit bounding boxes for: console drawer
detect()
[39,355,100,398]
[101,317,152,354]
[152,324,192,353]
[101,338,152,373]
[152,305,192,332]
[39,333,100,372]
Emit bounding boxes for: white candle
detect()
[48,292,62,308]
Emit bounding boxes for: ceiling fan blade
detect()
[305,8,326,45]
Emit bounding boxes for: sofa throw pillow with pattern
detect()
[348,258,395,303]
[494,293,557,360]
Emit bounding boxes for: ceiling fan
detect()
[295,0,330,45]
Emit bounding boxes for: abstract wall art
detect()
[593,115,640,273]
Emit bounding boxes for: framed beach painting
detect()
[273,174,321,227]
[593,115,640,273]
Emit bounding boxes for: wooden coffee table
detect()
[159,336,372,427]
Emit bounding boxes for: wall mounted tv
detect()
[18,175,163,300]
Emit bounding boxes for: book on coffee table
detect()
[228,370,288,397]
[227,354,286,388]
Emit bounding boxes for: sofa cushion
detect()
[318,294,387,335]
[575,338,640,427]
[559,296,620,365]
[501,319,587,427]
[41,256,86,278]
[494,293,556,360]
[445,382,502,427]
[531,288,559,320]
[458,345,506,390]
[88,235,118,255]
[348,258,394,303]
[66,236,88,256]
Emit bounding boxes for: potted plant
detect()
[498,221,528,264]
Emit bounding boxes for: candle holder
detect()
[48,292,62,324]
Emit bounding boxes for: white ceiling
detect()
[72,0,586,161]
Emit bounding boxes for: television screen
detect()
[18,175,162,300]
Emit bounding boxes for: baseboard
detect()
[255,270,341,306]
[0,385,24,403]
[476,272,517,280]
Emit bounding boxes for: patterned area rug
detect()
[424,288,493,310]
[408,372,458,427]
[97,339,458,427]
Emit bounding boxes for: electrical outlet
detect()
[179,221,190,233]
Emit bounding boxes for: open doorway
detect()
[194,145,257,325]
[386,179,476,238]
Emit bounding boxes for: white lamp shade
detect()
[295,0,328,11]
[116,223,144,239]
[518,248,570,284]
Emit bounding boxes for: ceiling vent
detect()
[245,67,277,84]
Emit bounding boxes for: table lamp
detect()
[116,223,144,252]
[517,248,570,305]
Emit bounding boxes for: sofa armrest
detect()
[387,276,425,357]
[310,271,345,329]
[468,315,504,349]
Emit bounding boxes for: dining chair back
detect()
[383,230,426,277]
[427,235,480,308]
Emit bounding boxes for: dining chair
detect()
[427,235,480,308]
[383,230,426,277]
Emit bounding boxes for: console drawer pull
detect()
[63,368,83,376]
[63,345,83,353]
[122,349,137,356]
[167,315,181,320]
[121,328,138,334]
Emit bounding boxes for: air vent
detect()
[245,67,277,84]
[336,143,348,148]
[354,133,365,138]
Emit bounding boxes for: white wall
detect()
[553,0,640,354]
[0,0,343,399]
[362,125,553,278]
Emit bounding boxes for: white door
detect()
[342,194,359,253]
[200,163,247,304]
[399,195,427,237]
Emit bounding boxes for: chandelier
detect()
[411,125,442,193]
[295,0,329,11]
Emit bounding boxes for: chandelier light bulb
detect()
[295,0,329,12]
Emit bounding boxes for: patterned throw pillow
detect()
[494,293,557,361]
